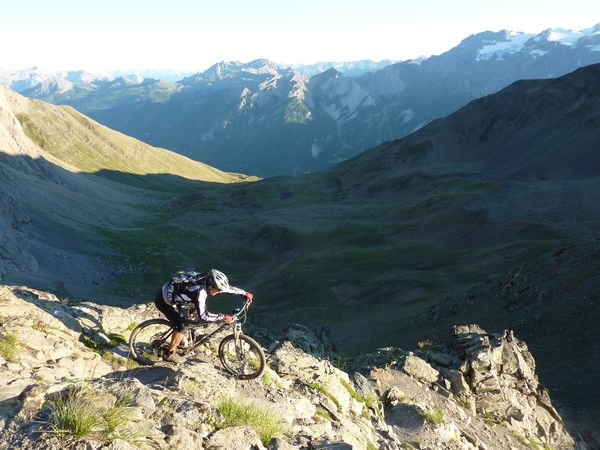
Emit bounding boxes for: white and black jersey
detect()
[161,280,246,322]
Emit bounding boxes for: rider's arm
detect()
[193,287,225,322]
[224,286,246,296]
[230,286,253,303]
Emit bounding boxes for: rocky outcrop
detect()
[0,284,582,449]
[447,325,575,449]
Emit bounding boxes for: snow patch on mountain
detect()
[546,28,585,46]
[530,49,549,58]
[476,32,531,61]
[476,24,600,61]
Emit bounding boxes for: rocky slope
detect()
[0,284,584,449]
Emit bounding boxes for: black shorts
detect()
[153,289,186,332]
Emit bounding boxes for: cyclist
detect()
[153,269,253,363]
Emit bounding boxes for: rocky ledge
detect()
[0,285,587,449]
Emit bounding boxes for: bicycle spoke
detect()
[130,321,174,365]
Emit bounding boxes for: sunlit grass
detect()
[217,397,287,445]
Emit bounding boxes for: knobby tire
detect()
[218,334,266,380]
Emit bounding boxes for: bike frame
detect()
[179,300,250,354]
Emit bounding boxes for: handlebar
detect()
[231,299,252,321]
[179,296,252,326]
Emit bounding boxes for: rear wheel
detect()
[129,319,175,365]
[218,334,266,380]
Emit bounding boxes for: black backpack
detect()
[169,271,208,300]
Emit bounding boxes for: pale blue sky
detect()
[1,0,599,72]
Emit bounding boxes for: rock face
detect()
[448,325,574,449]
[0,284,582,449]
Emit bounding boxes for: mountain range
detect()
[0,60,396,94]
[289,59,399,77]
[7,24,600,176]
[2,58,599,434]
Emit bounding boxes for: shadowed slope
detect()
[334,63,600,184]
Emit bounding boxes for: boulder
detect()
[443,369,471,396]
[400,355,439,384]
[283,323,336,358]
[206,425,267,450]
[164,425,203,449]
[109,378,156,414]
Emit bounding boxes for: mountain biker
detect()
[153,269,253,363]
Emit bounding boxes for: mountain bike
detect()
[128,299,265,379]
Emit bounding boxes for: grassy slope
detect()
[13,96,255,184]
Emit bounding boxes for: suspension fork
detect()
[233,323,243,342]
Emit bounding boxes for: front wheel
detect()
[218,334,265,380]
[129,319,175,365]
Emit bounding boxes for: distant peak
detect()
[202,59,281,78]
[585,23,600,34]
[320,67,342,77]
[242,58,278,68]
[203,61,242,77]
[459,30,514,47]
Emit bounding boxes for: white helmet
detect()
[208,269,233,293]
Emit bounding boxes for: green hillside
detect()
[13,96,255,183]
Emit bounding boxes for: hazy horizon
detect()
[1,0,599,73]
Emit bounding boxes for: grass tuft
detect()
[0,333,19,362]
[366,441,378,450]
[339,378,382,418]
[512,433,550,450]
[339,379,361,402]
[49,390,101,440]
[261,372,273,386]
[80,334,131,369]
[315,407,334,422]
[102,396,135,435]
[217,397,286,445]
[309,382,341,412]
[32,320,50,334]
[422,408,444,425]
[48,388,143,444]
[107,333,127,347]
[482,410,501,426]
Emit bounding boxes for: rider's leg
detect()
[168,330,184,353]
[153,290,186,355]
